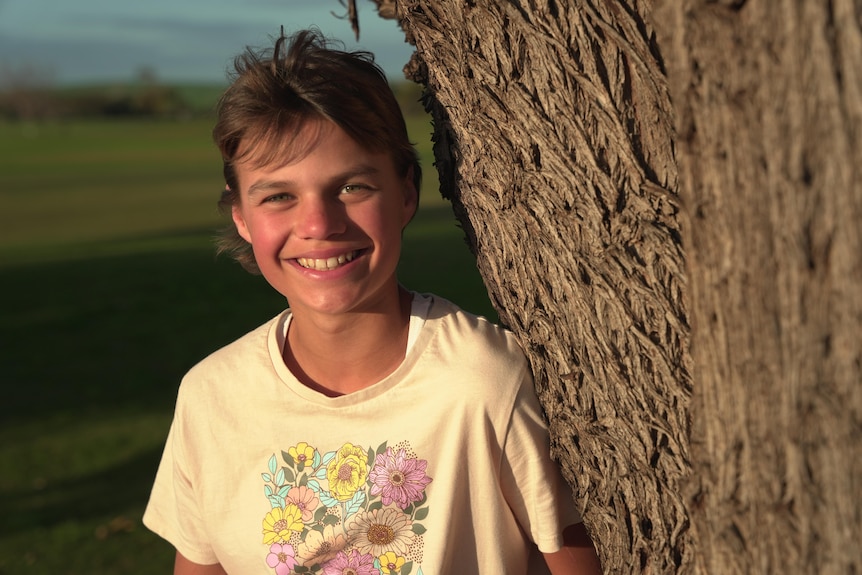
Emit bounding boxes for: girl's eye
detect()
[263,193,291,203]
[341,184,368,194]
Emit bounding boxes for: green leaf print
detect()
[313,505,328,522]
[322,514,340,526]
[343,489,366,517]
[320,450,336,468]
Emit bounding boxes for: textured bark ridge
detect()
[376,1,694,572]
[654,1,862,573]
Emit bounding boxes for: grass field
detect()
[0,111,493,573]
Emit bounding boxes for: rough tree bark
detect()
[652,2,862,573]
[368,0,861,573]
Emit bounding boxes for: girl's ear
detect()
[231,201,252,243]
[401,168,419,227]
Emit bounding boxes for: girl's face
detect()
[231,120,417,320]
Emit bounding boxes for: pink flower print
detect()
[286,485,320,522]
[322,549,380,575]
[266,542,298,575]
[369,447,432,510]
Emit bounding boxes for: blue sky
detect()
[0,0,414,85]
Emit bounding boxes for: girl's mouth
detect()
[296,250,360,271]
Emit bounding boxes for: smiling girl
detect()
[144,29,601,575]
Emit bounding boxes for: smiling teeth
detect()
[297,251,358,271]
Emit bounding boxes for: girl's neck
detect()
[283,287,413,396]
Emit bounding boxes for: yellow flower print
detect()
[326,443,369,502]
[378,551,406,574]
[288,442,316,468]
[262,504,304,544]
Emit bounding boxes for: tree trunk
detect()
[372,0,861,573]
[652,1,862,573]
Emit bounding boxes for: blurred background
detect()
[0,1,492,572]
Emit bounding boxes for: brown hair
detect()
[213,28,422,273]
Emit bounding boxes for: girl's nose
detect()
[294,196,348,239]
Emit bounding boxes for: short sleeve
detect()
[143,406,220,565]
[499,370,582,553]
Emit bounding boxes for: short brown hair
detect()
[213,29,422,273]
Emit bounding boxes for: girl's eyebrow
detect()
[246,179,290,198]
[246,164,382,198]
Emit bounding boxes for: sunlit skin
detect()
[542,522,603,575]
[231,119,417,396]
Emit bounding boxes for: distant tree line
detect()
[0,82,204,121]
[0,63,425,122]
[0,64,220,121]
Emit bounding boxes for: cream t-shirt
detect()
[144,293,580,574]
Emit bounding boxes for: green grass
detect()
[0,108,492,573]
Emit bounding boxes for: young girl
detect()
[144,29,601,575]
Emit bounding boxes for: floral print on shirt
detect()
[261,441,432,575]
